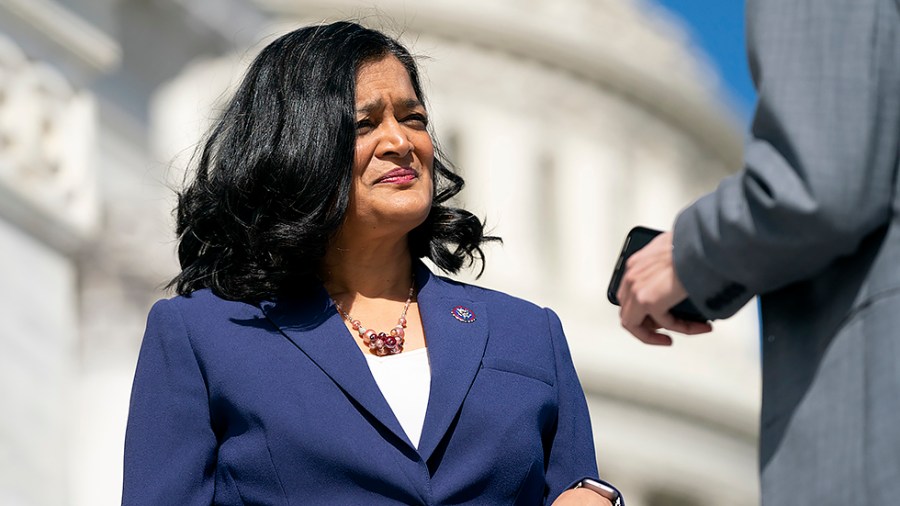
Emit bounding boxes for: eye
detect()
[403,113,429,129]
[355,119,374,133]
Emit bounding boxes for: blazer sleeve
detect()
[672,0,900,318]
[542,308,612,503]
[122,299,217,505]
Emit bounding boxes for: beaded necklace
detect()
[333,282,414,356]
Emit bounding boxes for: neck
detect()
[321,233,415,300]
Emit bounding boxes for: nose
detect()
[374,118,413,159]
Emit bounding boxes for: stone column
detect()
[0,32,97,506]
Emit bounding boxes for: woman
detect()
[123,22,621,506]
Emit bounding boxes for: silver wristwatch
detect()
[574,478,623,506]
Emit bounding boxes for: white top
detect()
[364,347,431,448]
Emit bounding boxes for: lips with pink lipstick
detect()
[376,167,418,185]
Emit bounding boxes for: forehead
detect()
[355,55,418,103]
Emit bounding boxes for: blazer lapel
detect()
[259,288,412,447]
[414,264,490,463]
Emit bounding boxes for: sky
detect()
[652,0,756,120]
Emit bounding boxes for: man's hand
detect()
[616,231,712,345]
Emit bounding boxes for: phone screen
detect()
[607,226,707,322]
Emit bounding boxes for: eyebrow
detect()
[356,98,424,115]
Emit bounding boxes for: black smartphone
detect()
[607,226,708,322]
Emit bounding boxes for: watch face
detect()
[578,479,620,502]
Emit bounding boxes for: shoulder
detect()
[147,289,264,334]
[153,288,258,314]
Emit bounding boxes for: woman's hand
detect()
[551,488,614,506]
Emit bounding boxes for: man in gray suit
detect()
[616,0,899,504]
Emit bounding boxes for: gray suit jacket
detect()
[672,0,900,504]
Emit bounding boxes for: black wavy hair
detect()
[170,21,498,301]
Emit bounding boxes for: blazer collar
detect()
[259,261,490,464]
[259,284,414,449]
[412,261,490,463]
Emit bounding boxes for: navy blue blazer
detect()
[123,263,608,505]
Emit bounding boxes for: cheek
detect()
[420,134,435,164]
[347,152,370,214]
[417,136,435,179]
[419,156,435,203]
[352,140,371,178]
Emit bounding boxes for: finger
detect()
[654,312,713,335]
[635,329,674,346]
[616,260,637,304]
[616,277,629,307]
[625,249,666,277]
[632,324,674,346]
[618,296,646,332]
[620,262,679,313]
[678,320,713,335]
[622,314,673,346]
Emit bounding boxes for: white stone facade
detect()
[0,1,759,505]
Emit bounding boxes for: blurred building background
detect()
[0,0,760,505]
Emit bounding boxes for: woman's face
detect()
[343,55,434,241]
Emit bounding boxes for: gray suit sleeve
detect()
[673,0,900,319]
